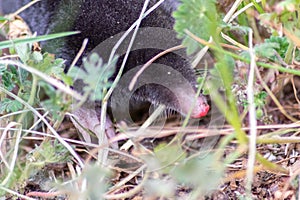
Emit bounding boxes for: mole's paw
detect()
[70,107,118,149]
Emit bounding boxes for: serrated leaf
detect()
[265,36,289,59]
[68,53,117,101]
[25,52,68,85]
[0,98,23,113]
[0,64,5,74]
[1,71,15,91]
[173,0,220,55]
[39,81,68,120]
[255,42,280,59]
[241,36,300,62]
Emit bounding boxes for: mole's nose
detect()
[190,97,210,118]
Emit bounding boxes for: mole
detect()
[1,0,210,122]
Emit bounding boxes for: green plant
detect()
[0,21,116,197]
[67,53,117,103]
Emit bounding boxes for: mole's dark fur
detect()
[1,0,209,119]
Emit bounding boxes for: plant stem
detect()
[284,40,294,64]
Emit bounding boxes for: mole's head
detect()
[111,50,210,121]
[131,81,210,119]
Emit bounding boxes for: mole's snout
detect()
[190,96,210,118]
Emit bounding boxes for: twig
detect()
[69,38,89,71]
[129,45,183,91]
[26,191,65,198]
[104,169,149,199]
[99,0,152,165]
[0,185,36,200]
[109,164,147,192]
[245,28,257,196]
[1,122,22,186]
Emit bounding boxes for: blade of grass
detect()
[0,31,79,50]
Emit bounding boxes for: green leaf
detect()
[39,81,69,120]
[255,42,280,59]
[254,91,267,107]
[31,51,44,63]
[25,52,69,85]
[0,98,23,114]
[1,70,15,91]
[68,53,117,101]
[241,36,300,62]
[265,36,289,57]
[215,55,235,90]
[173,0,221,54]
[153,142,187,173]
[22,140,72,182]
[171,154,224,193]
[15,43,32,63]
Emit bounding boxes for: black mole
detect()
[1,0,209,119]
